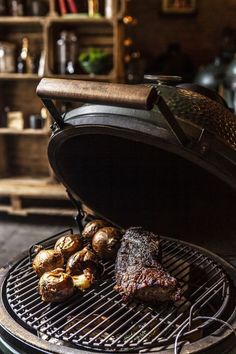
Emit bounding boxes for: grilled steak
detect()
[115,227,181,303]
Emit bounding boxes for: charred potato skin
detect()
[38,268,75,302]
[82,219,109,242]
[66,246,98,276]
[32,249,64,277]
[92,227,122,261]
[54,234,83,261]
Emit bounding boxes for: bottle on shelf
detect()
[56,30,78,75]
[27,0,49,16]
[8,0,25,16]
[104,0,113,19]
[17,37,33,74]
[88,0,99,17]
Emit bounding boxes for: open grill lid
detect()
[37,78,236,241]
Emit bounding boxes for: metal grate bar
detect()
[116,308,170,346]
[18,298,49,317]
[176,256,210,286]
[7,273,38,293]
[68,296,129,341]
[163,247,195,267]
[10,291,40,308]
[34,281,116,329]
[180,268,223,301]
[149,278,225,344]
[55,289,120,338]
[16,296,42,312]
[159,239,175,251]
[173,260,219,293]
[28,265,115,325]
[87,303,141,345]
[132,276,225,346]
[162,245,190,263]
[8,267,31,281]
[188,277,226,328]
[164,252,203,277]
[7,282,38,300]
[164,283,225,342]
[90,305,153,347]
[9,262,30,276]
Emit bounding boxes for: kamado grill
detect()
[0,76,236,354]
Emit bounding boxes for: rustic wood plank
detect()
[0,205,75,216]
[0,177,68,198]
[10,195,22,211]
[0,128,49,135]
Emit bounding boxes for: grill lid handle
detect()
[37,78,157,110]
[37,78,189,146]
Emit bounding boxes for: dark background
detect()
[128,0,236,71]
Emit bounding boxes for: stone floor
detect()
[0,214,76,267]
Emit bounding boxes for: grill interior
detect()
[3,229,235,353]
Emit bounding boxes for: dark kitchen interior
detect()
[0,0,236,353]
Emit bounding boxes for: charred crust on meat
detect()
[115,227,181,303]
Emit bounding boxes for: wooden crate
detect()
[0,177,75,216]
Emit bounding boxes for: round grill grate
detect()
[3,231,234,353]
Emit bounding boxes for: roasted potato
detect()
[73,269,94,291]
[38,268,75,302]
[54,234,83,261]
[66,246,99,276]
[92,227,122,261]
[32,249,64,277]
[82,219,109,242]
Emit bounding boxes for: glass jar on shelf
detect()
[0,41,15,73]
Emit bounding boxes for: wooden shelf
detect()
[0,1,124,216]
[0,16,45,24]
[0,128,49,135]
[0,73,41,80]
[0,177,75,216]
[0,205,74,216]
[0,15,112,25]
[0,177,67,198]
[48,15,112,24]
